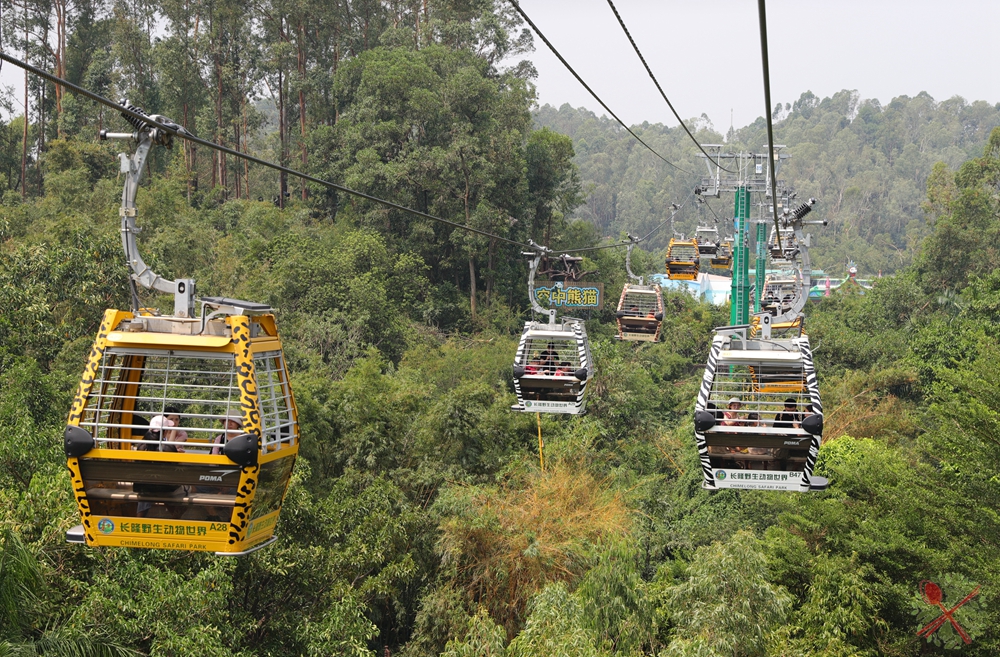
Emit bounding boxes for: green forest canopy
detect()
[2,1,1000,656]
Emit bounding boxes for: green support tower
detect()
[730,187,751,325]
[754,219,767,313]
[693,144,790,325]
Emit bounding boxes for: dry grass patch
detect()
[436,461,630,636]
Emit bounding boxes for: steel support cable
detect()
[556,195,690,254]
[756,0,783,249]
[0,49,674,263]
[604,0,736,174]
[508,0,691,174]
[701,198,722,224]
[639,193,693,242]
[0,50,541,251]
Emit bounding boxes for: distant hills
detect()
[534,91,1000,277]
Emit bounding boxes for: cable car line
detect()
[756,0,783,248]
[640,196,690,242]
[507,0,692,175]
[603,0,737,174]
[700,197,722,224]
[0,50,545,252]
[549,197,688,255]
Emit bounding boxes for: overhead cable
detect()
[639,195,692,242]
[555,196,689,254]
[0,50,665,260]
[0,50,542,251]
[700,198,722,224]
[756,0,783,249]
[604,0,736,174]
[508,0,691,175]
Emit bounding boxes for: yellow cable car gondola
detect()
[710,237,733,270]
[665,237,700,280]
[616,236,664,342]
[63,106,298,555]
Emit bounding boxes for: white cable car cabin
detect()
[511,246,594,414]
[761,274,801,317]
[696,226,720,255]
[666,238,700,280]
[62,108,297,555]
[692,318,827,492]
[768,225,799,263]
[512,319,593,414]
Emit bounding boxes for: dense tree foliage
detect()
[3,1,1000,655]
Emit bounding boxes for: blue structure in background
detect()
[651,273,732,306]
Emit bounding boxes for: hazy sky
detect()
[0,0,996,131]
[519,0,1000,131]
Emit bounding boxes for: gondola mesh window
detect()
[520,338,581,375]
[82,349,240,449]
[254,351,296,449]
[709,362,811,427]
[668,243,698,262]
[619,289,660,316]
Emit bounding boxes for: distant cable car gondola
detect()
[711,237,733,270]
[692,316,827,492]
[666,237,700,280]
[695,225,720,255]
[63,105,298,555]
[511,244,594,414]
[616,236,664,342]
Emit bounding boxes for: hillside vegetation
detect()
[2,1,1000,656]
[535,92,1000,276]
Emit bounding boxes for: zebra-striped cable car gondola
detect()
[692,318,827,492]
[511,244,594,414]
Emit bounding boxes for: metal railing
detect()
[79,348,296,452]
[706,362,813,430]
[520,336,582,375]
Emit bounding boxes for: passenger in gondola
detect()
[721,398,742,426]
[539,343,559,372]
[773,398,800,429]
[210,413,244,455]
[553,361,571,377]
[135,416,187,518]
[164,406,190,452]
[138,415,177,452]
[525,358,544,376]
